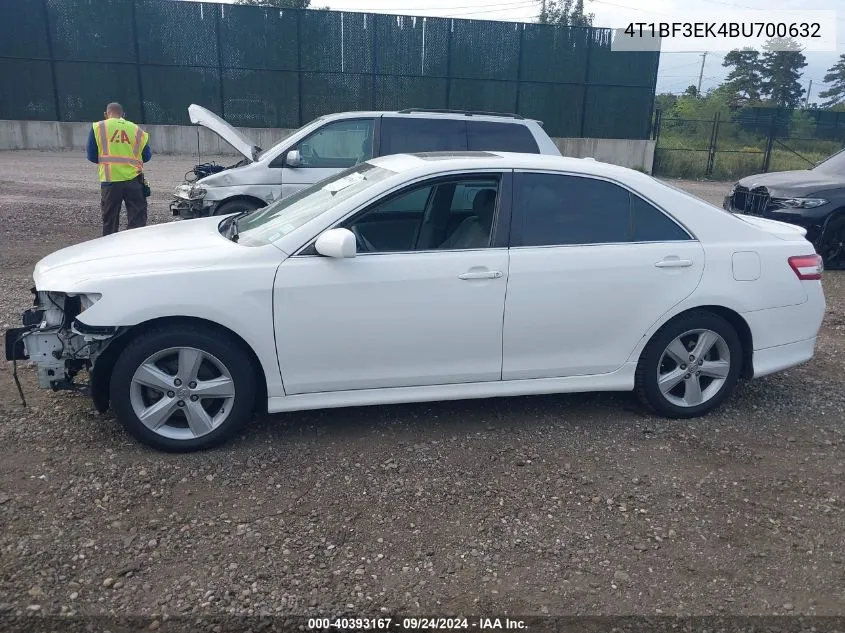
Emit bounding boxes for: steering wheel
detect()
[351,225,376,253]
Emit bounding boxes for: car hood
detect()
[34,217,247,290]
[737,169,844,196]
[188,104,259,162]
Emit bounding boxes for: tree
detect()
[683,85,698,98]
[654,93,677,113]
[721,48,763,109]
[759,37,807,108]
[538,0,594,26]
[235,0,310,7]
[818,54,845,108]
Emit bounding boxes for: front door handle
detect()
[458,270,503,280]
[655,257,693,268]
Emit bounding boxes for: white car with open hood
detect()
[7,152,825,452]
[170,105,562,220]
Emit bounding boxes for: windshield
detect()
[236,162,396,246]
[812,148,845,174]
[256,117,325,161]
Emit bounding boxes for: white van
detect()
[170,105,561,219]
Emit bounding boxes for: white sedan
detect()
[6,152,825,452]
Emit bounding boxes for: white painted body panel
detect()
[27,153,826,415]
[274,250,509,394]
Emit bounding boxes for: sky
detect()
[207,0,845,99]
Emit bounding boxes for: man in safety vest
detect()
[86,102,152,236]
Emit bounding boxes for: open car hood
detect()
[188,104,260,162]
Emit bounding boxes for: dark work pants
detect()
[101,176,147,236]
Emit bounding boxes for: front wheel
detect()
[110,324,257,452]
[635,311,742,418]
[213,199,262,217]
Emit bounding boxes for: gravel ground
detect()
[0,151,843,621]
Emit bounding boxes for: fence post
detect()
[514,23,524,114]
[130,0,145,123]
[652,108,661,141]
[705,111,720,178]
[40,0,61,121]
[579,28,592,138]
[445,19,453,109]
[296,9,303,126]
[762,114,777,172]
[215,3,225,119]
[370,13,377,110]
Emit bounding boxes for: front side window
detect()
[236,163,396,245]
[515,173,691,246]
[295,118,374,168]
[343,176,501,253]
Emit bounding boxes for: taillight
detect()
[788,254,823,280]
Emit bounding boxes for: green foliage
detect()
[722,48,763,108]
[654,93,677,113]
[760,37,807,108]
[818,54,845,109]
[789,110,816,138]
[538,0,594,26]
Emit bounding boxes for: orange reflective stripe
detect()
[131,127,144,157]
[97,121,110,155]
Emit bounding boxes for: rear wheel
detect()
[110,325,256,452]
[635,311,742,418]
[213,199,262,217]
[817,215,845,271]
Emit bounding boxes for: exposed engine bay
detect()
[5,289,118,404]
[170,158,249,219]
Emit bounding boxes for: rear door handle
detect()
[459,270,503,280]
[655,257,693,268]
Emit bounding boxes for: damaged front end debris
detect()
[5,288,119,406]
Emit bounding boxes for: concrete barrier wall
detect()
[0,120,656,173]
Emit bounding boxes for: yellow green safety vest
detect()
[92,118,149,183]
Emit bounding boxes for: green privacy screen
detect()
[0,0,659,139]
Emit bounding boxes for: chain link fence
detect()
[0,0,659,139]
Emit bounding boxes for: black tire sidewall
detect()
[213,200,261,217]
[110,326,256,452]
[638,312,742,418]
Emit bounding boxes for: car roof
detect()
[368,151,645,182]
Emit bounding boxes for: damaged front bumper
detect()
[5,289,118,394]
[171,183,212,220]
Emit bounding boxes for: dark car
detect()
[724,148,845,268]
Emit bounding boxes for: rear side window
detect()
[467,121,539,153]
[514,173,692,246]
[631,194,691,241]
[380,118,467,155]
[515,173,630,246]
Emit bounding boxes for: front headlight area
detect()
[174,183,207,201]
[16,290,109,390]
[771,197,828,209]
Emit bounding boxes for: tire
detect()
[817,215,845,271]
[109,324,257,452]
[635,311,742,419]
[213,199,262,217]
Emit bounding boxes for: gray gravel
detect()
[0,151,843,618]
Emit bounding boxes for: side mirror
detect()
[285,149,301,168]
[315,228,356,259]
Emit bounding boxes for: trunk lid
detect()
[736,214,808,241]
[188,104,260,162]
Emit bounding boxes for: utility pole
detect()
[540,0,547,22]
[804,79,813,108]
[697,52,708,97]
